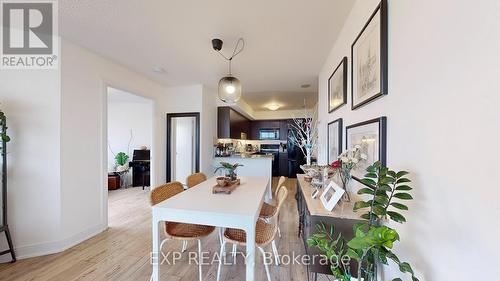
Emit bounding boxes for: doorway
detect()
[166,113,200,184]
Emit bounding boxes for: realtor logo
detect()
[1,0,58,69]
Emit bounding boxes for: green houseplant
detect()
[0,110,10,146]
[307,162,419,281]
[214,162,243,181]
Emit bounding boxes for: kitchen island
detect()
[212,154,273,201]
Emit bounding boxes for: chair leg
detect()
[151,238,169,281]
[258,246,271,281]
[182,240,187,253]
[216,241,227,281]
[218,227,223,245]
[197,239,203,281]
[232,244,237,262]
[272,240,280,266]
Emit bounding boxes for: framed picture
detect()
[327,118,343,164]
[328,57,347,112]
[346,117,387,183]
[351,0,388,110]
[320,181,345,211]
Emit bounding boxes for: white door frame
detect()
[101,82,156,228]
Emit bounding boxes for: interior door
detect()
[172,117,196,183]
[167,113,200,183]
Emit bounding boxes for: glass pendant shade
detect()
[218,76,242,103]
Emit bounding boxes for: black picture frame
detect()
[327,118,343,164]
[351,0,388,110]
[328,57,348,113]
[166,112,201,183]
[345,117,387,184]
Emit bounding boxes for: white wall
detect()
[317,0,500,280]
[0,69,62,258]
[107,88,153,174]
[201,87,217,175]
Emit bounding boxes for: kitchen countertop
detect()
[214,153,274,159]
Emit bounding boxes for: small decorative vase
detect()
[340,171,351,202]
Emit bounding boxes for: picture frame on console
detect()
[320,181,345,211]
[351,0,388,110]
[328,57,347,113]
[346,117,387,184]
[327,118,343,164]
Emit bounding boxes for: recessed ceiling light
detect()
[266,104,281,111]
[153,66,166,74]
[301,84,311,88]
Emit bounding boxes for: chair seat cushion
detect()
[259,202,277,218]
[224,220,275,246]
[165,222,215,239]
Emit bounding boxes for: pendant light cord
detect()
[216,38,245,75]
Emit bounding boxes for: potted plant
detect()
[307,161,419,281]
[214,162,243,181]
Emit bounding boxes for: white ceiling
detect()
[59,0,354,110]
[107,87,153,103]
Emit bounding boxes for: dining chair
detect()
[150,181,216,281]
[186,172,208,188]
[217,186,289,281]
[259,176,286,237]
[231,176,286,262]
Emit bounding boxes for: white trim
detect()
[0,224,106,263]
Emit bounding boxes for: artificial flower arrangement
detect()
[330,145,367,201]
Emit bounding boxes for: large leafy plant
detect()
[307,162,419,281]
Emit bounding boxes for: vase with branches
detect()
[307,161,419,281]
[288,106,318,165]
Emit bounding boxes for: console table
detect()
[295,174,363,281]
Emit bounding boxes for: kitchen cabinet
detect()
[217,107,250,139]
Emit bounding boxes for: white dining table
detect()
[151,176,270,281]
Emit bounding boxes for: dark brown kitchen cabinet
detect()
[217,107,250,139]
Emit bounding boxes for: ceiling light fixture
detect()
[212,38,245,104]
[152,66,166,74]
[266,104,281,111]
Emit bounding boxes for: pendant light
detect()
[212,38,245,104]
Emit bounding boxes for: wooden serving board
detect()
[212,179,241,194]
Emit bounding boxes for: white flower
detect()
[354,144,361,150]
[360,153,368,160]
[352,158,359,164]
[341,157,349,162]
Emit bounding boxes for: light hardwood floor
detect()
[0,177,326,281]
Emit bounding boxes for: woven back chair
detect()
[217,186,289,281]
[275,176,286,197]
[149,181,215,281]
[150,182,184,206]
[186,172,207,188]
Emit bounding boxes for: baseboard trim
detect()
[0,224,107,263]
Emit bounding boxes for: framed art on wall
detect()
[351,0,388,110]
[327,118,343,164]
[346,117,387,183]
[328,57,347,113]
